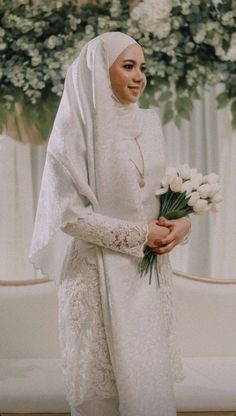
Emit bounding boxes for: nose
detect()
[133,68,144,82]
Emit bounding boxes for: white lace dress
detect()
[57,110,183,416]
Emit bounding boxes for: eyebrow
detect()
[123,59,146,66]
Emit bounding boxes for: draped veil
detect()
[29,32,145,285]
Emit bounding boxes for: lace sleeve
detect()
[61,212,148,258]
[180,215,191,245]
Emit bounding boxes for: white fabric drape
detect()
[0,86,235,280]
[210,105,236,279]
[0,134,46,280]
[162,87,235,279]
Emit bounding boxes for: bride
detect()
[29,31,190,416]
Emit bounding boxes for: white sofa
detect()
[0,280,69,413]
[0,274,236,413]
[173,274,236,411]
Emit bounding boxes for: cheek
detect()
[110,70,125,90]
[141,76,147,91]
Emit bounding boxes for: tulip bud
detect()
[193,199,208,214]
[211,193,223,203]
[190,168,198,178]
[198,184,211,198]
[155,186,168,196]
[178,164,192,180]
[208,183,221,197]
[187,191,200,207]
[161,175,170,188]
[170,177,183,192]
[191,173,203,189]
[204,173,219,184]
[210,203,220,212]
[182,180,194,195]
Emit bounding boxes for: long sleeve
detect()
[61,212,148,258]
[180,215,191,245]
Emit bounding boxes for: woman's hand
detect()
[152,217,191,254]
[147,220,170,248]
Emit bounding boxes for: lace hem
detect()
[159,254,185,383]
[57,253,118,407]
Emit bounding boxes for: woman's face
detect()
[109,44,147,104]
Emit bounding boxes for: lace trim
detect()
[62,212,148,258]
[159,254,185,383]
[57,253,118,408]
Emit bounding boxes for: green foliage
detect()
[0,0,236,139]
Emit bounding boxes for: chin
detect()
[127,95,139,104]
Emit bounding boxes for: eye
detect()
[140,66,147,73]
[123,64,133,70]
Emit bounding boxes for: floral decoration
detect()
[0,0,236,140]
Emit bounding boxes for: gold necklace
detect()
[129,137,145,188]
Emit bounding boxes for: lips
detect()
[128,86,140,93]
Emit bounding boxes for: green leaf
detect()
[216,92,229,109]
[232,115,236,130]
[174,114,182,129]
[230,99,236,115]
[163,101,174,125]
[190,88,201,100]
[175,96,192,120]
[0,105,7,126]
[158,90,173,102]
[175,96,193,112]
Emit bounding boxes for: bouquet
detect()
[139,164,223,286]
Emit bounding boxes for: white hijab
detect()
[29,32,145,283]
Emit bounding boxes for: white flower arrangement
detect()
[139,164,223,285]
[127,0,236,129]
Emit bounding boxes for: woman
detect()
[29,32,190,416]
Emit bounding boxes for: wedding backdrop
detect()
[0,0,236,281]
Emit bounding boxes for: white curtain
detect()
[0,86,235,280]
[162,87,235,279]
[210,106,236,279]
[0,135,46,280]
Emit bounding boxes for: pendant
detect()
[139,177,145,188]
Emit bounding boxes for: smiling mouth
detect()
[128,86,140,92]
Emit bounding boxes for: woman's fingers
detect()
[158,229,176,246]
[156,217,173,227]
[152,240,176,254]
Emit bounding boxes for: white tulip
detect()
[211,193,224,203]
[190,168,198,178]
[187,191,200,207]
[178,164,192,180]
[198,184,212,198]
[193,199,208,214]
[208,183,221,197]
[170,177,183,192]
[161,175,170,188]
[204,173,219,184]
[182,180,194,195]
[210,203,220,212]
[155,186,168,196]
[191,173,203,189]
